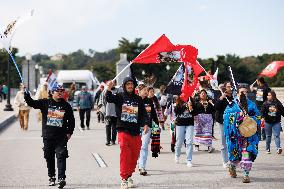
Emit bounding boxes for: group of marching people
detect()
[20,73,284,189]
[163,76,284,184]
[100,75,284,188]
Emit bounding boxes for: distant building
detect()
[116,53,130,86]
[50,54,64,61]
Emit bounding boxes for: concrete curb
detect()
[0,114,16,133]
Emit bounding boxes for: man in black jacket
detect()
[106,77,148,189]
[24,84,75,189]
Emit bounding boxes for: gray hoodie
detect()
[99,87,119,117]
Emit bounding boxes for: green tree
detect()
[0,48,22,88]
[117,37,148,62]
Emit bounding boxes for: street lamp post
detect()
[35,64,39,89]
[4,57,13,111]
[166,65,170,71]
[165,65,171,84]
[25,54,32,90]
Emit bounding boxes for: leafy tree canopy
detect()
[1,38,284,88]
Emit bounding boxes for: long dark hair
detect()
[175,96,187,116]
[237,87,248,114]
[268,90,277,101]
[240,93,248,113]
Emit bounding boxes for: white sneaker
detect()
[223,162,229,168]
[127,177,134,188]
[187,161,193,167]
[120,179,128,189]
[174,156,180,164]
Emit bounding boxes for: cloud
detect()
[0,0,130,55]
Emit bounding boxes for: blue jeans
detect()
[138,130,151,169]
[216,122,228,164]
[175,125,194,161]
[265,122,282,150]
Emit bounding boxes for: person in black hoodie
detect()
[137,84,159,176]
[261,90,284,155]
[106,77,148,189]
[24,84,75,189]
[250,77,271,140]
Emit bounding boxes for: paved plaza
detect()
[0,109,284,189]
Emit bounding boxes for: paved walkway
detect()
[0,109,284,189]
[0,98,16,131]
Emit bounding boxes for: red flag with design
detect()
[259,61,284,78]
[131,34,203,100]
[132,34,199,65]
[180,62,200,102]
[132,34,177,64]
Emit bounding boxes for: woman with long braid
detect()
[223,86,261,183]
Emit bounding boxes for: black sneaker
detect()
[111,141,116,145]
[48,177,56,186]
[171,144,175,152]
[58,178,66,188]
[277,148,282,154]
[106,142,111,146]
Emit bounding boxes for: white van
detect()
[57,70,100,109]
[57,70,100,90]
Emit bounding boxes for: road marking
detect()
[92,153,108,168]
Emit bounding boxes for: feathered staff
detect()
[0,10,34,83]
[228,66,238,100]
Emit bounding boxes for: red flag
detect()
[132,34,200,64]
[132,34,177,64]
[259,61,284,78]
[177,45,198,65]
[180,62,199,102]
[130,34,203,100]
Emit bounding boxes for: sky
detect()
[0,0,284,59]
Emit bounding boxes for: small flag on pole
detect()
[259,61,284,78]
